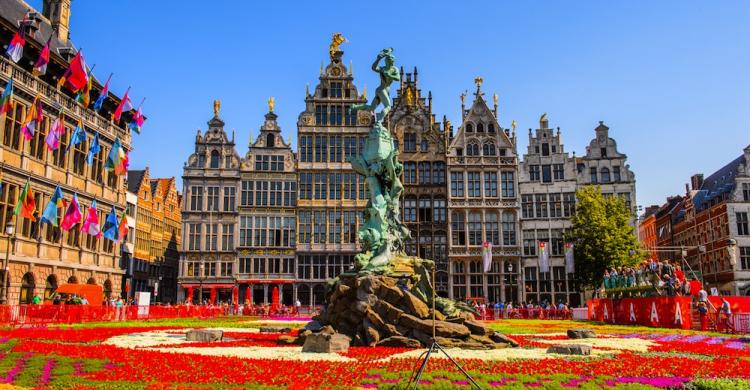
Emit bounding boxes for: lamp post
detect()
[2,222,15,305]
[199,260,205,305]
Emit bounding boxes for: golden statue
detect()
[330,33,348,59]
[540,112,548,122]
[493,93,498,106]
[474,77,483,88]
[268,96,275,112]
[511,120,518,131]
[460,91,466,105]
[213,99,220,117]
[404,87,414,106]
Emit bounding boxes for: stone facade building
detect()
[294,46,370,306]
[446,81,521,302]
[0,0,132,303]
[518,115,580,306]
[387,68,450,296]
[237,105,297,305]
[178,104,240,304]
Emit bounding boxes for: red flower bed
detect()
[0,327,179,343]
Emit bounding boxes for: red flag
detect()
[57,51,89,93]
[113,87,133,121]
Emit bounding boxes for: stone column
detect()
[263,284,268,305]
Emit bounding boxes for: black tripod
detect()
[405,265,482,390]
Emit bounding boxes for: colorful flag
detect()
[102,206,119,241]
[33,37,51,76]
[128,102,145,134]
[565,243,575,274]
[113,87,133,121]
[68,119,87,149]
[75,65,95,107]
[538,241,550,273]
[86,132,101,165]
[93,73,112,112]
[104,137,128,175]
[20,95,43,141]
[0,79,14,117]
[45,109,65,151]
[57,51,89,93]
[81,200,101,237]
[60,193,82,231]
[482,241,493,273]
[5,17,26,63]
[40,185,64,227]
[118,210,129,242]
[13,179,36,221]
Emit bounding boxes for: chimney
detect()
[690,173,704,190]
[42,0,71,42]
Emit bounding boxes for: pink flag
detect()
[45,111,65,151]
[81,200,101,237]
[60,193,82,231]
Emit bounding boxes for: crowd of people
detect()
[471,300,574,320]
[602,259,702,297]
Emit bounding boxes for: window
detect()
[535,194,548,218]
[418,197,432,222]
[467,172,481,197]
[434,198,446,223]
[188,223,201,250]
[418,162,431,184]
[328,211,341,243]
[483,142,496,156]
[253,216,267,246]
[613,166,621,182]
[737,212,749,236]
[344,136,357,161]
[241,181,253,205]
[522,194,534,219]
[529,165,540,181]
[315,105,328,125]
[488,124,495,133]
[313,211,326,243]
[502,212,516,246]
[298,211,311,244]
[590,167,598,183]
[468,212,482,245]
[189,186,203,210]
[223,187,235,211]
[29,115,47,160]
[314,173,327,200]
[486,212,499,245]
[465,123,473,132]
[329,135,342,162]
[549,193,562,218]
[239,216,251,247]
[328,173,341,200]
[450,172,464,197]
[221,224,233,251]
[210,150,220,168]
[197,153,205,168]
[420,139,429,152]
[330,82,342,97]
[467,142,480,156]
[343,174,356,200]
[553,164,564,180]
[563,193,576,217]
[206,223,218,251]
[433,162,446,184]
[239,258,251,274]
[551,229,564,256]
[501,171,515,198]
[523,230,536,256]
[314,135,327,162]
[600,147,608,157]
[300,135,312,162]
[283,181,296,207]
[404,162,416,184]
[207,187,219,211]
[542,143,550,156]
[404,133,417,152]
[484,172,498,197]
[253,258,266,274]
[451,211,465,245]
[403,197,417,222]
[477,123,484,133]
[601,167,611,183]
[343,211,357,243]
[741,247,750,270]
[541,165,551,183]
[2,101,23,151]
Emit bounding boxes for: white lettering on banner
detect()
[674,302,683,325]
[650,301,660,324]
[629,302,637,322]
[603,303,609,321]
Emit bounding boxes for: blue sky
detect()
[28,0,749,207]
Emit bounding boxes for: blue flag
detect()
[86,132,101,165]
[102,206,120,241]
[40,185,64,227]
[65,119,87,156]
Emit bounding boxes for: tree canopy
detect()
[565,186,645,290]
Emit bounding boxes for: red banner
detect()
[588,297,692,329]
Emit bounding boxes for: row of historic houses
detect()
[176,39,638,308]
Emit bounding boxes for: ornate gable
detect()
[388,68,446,154]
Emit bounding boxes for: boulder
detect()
[377,336,422,348]
[358,275,382,294]
[399,314,471,339]
[401,291,430,319]
[186,329,223,342]
[320,325,336,335]
[329,284,351,302]
[302,332,351,353]
[567,329,596,339]
[378,283,404,303]
[546,344,592,355]
[365,308,387,330]
[259,327,291,334]
[363,319,381,346]
[490,332,519,347]
[464,320,494,337]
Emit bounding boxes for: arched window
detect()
[266,133,275,147]
[488,124,495,133]
[45,275,57,300]
[210,150,220,169]
[483,142,496,156]
[601,167,611,183]
[465,123,473,132]
[19,273,35,304]
[467,142,480,156]
[477,123,484,133]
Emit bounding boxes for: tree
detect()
[565,186,645,290]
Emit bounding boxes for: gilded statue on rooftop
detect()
[329,33,347,60]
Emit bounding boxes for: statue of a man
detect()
[351,48,400,124]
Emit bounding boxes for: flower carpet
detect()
[0,317,745,389]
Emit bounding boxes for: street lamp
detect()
[2,222,15,305]
[199,260,205,305]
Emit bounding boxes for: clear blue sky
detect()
[29,0,749,207]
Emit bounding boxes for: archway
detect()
[67,275,79,284]
[86,277,97,285]
[297,284,310,307]
[19,273,35,305]
[44,275,58,300]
